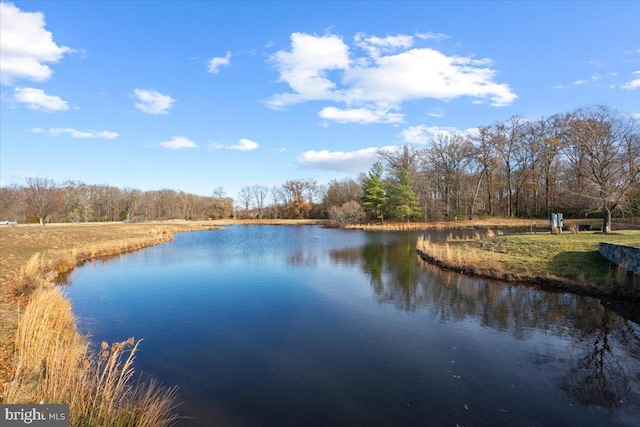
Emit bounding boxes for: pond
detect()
[63,225,640,426]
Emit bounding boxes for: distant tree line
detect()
[356,105,639,233]
[0,179,235,224]
[1,105,638,231]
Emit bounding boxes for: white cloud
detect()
[621,71,640,90]
[14,87,68,112]
[630,113,640,120]
[228,138,259,151]
[401,125,432,144]
[344,48,516,107]
[267,32,350,109]
[556,73,604,89]
[0,2,72,85]
[400,124,478,144]
[572,74,601,86]
[209,138,259,151]
[415,32,450,42]
[268,31,517,120]
[296,146,395,173]
[318,106,403,124]
[427,108,445,118]
[354,33,414,58]
[133,89,175,114]
[32,127,118,139]
[207,51,231,74]
[154,136,196,149]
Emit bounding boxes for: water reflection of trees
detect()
[331,240,597,338]
[559,310,640,411]
[329,239,640,412]
[287,250,319,267]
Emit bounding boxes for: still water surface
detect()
[63,225,640,426]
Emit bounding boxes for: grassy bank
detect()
[416,230,640,300]
[6,287,180,426]
[0,221,219,425]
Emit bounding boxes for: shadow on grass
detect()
[550,250,612,283]
[552,250,640,298]
[548,251,640,303]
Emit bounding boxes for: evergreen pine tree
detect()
[391,169,421,222]
[361,162,387,222]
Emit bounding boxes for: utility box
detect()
[550,213,563,234]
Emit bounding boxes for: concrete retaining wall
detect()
[599,242,640,275]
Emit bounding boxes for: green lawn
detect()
[466,231,640,285]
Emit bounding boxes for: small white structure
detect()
[550,213,563,234]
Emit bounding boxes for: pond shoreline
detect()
[0,219,339,408]
[0,221,220,414]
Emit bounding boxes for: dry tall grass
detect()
[4,286,179,426]
[416,233,508,278]
[12,253,46,296]
[9,232,175,298]
[0,223,206,424]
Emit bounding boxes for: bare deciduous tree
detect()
[424,133,472,219]
[282,179,314,218]
[63,181,93,222]
[237,186,253,219]
[378,144,420,187]
[269,186,284,219]
[328,200,366,226]
[493,116,527,217]
[24,177,64,225]
[122,188,142,221]
[562,106,640,233]
[210,187,233,219]
[323,178,363,208]
[536,114,568,215]
[251,185,269,219]
[468,126,498,219]
[0,183,26,222]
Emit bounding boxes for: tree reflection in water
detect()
[330,238,640,414]
[559,310,640,410]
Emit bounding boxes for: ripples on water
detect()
[63,225,640,426]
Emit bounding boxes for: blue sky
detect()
[1,1,638,198]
